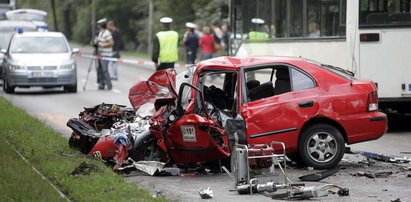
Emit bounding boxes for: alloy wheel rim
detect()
[306,131,338,163]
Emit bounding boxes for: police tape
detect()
[75,53,190,68]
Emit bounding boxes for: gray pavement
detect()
[1,45,410,201]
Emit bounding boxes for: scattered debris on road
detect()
[352,171,393,178]
[116,159,165,176]
[299,167,340,181]
[269,184,349,200]
[71,161,101,176]
[364,171,393,178]
[198,187,213,199]
[362,152,410,164]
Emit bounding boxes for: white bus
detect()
[229,0,411,113]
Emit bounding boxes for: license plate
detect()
[181,125,197,142]
[31,71,54,77]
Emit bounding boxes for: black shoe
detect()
[98,85,104,90]
[107,86,112,90]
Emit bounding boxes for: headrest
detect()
[276,68,290,80]
[246,80,260,90]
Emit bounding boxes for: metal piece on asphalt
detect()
[362,152,410,163]
[299,167,340,181]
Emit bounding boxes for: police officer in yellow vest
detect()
[248,18,269,41]
[152,17,179,71]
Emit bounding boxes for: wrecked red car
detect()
[68,56,387,169]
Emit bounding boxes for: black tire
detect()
[64,82,77,93]
[3,78,15,94]
[298,124,345,169]
[128,133,160,162]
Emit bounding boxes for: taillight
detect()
[367,91,378,111]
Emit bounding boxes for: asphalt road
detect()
[1,46,410,201]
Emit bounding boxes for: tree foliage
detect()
[15,0,228,52]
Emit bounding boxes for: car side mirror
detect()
[0,49,7,54]
[177,83,209,118]
[72,48,79,54]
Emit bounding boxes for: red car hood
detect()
[128,69,177,109]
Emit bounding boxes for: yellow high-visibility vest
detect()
[248,31,269,41]
[156,30,179,63]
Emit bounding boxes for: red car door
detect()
[241,65,319,151]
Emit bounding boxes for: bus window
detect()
[234,0,346,40]
[359,0,411,27]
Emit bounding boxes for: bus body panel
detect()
[359,28,411,98]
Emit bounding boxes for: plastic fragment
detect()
[198,187,213,199]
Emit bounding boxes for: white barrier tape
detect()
[75,53,190,68]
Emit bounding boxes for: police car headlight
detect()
[60,64,75,69]
[10,65,25,70]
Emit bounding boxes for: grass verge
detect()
[0,137,65,201]
[0,97,165,202]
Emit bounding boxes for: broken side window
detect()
[244,65,293,102]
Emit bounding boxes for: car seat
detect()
[248,81,275,101]
[274,68,291,95]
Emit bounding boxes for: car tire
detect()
[298,124,345,169]
[64,82,77,93]
[3,78,15,94]
[128,133,161,162]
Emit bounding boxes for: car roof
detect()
[6,9,47,16]
[0,20,37,30]
[196,56,310,71]
[13,31,65,38]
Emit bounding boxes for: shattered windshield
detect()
[176,65,196,108]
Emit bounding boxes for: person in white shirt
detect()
[94,18,113,90]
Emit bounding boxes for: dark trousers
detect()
[186,50,196,64]
[156,63,175,71]
[97,59,112,89]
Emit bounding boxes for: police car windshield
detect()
[0,32,13,48]
[11,36,68,53]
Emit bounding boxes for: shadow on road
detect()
[387,113,411,132]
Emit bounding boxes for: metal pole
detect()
[147,0,153,55]
[50,0,59,31]
[91,0,96,42]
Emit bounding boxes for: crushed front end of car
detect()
[67,69,177,169]
[67,67,249,171]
